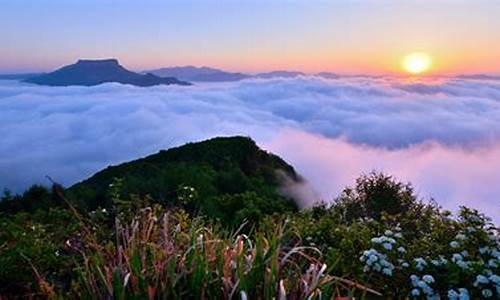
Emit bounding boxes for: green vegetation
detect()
[0,137,498,299]
[67,136,299,225]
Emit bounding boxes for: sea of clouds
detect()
[0,76,499,221]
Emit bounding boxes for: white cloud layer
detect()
[0,76,499,221]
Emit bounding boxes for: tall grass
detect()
[64,205,380,299]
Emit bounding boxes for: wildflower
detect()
[423,275,435,284]
[457,288,469,300]
[414,257,427,271]
[482,289,493,298]
[474,274,489,287]
[411,289,421,296]
[455,233,466,240]
[383,243,392,250]
[479,246,490,254]
[487,259,498,268]
[402,262,409,268]
[397,246,406,253]
[394,232,403,239]
[367,254,378,266]
[448,289,459,300]
[456,260,470,270]
[101,208,107,213]
[417,280,433,295]
[410,274,419,284]
[450,241,460,248]
[452,253,463,262]
[384,230,394,236]
[489,274,500,284]
[382,267,392,276]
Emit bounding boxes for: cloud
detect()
[265,129,500,221]
[0,77,499,221]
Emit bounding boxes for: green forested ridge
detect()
[0,137,498,299]
[1,136,300,227]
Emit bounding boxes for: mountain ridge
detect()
[144,66,251,82]
[68,136,303,214]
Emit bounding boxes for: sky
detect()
[1,0,500,74]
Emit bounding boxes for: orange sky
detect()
[1,1,500,75]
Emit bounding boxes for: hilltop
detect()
[68,136,301,222]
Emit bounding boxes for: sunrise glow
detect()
[402,53,433,75]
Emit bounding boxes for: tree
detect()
[334,172,417,221]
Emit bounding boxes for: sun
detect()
[402,52,433,75]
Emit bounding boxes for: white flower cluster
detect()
[451,253,471,270]
[430,256,448,267]
[410,274,438,299]
[479,246,500,268]
[371,235,397,251]
[447,288,469,300]
[360,229,404,277]
[359,248,395,276]
[414,257,428,271]
[449,232,467,249]
[473,273,500,298]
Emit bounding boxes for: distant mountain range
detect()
[24,59,191,87]
[144,66,251,82]
[3,61,499,85]
[145,66,311,82]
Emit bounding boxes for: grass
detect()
[52,203,379,299]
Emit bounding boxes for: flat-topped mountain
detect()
[68,136,302,215]
[145,66,250,82]
[25,59,191,87]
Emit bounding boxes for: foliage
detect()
[67,136,301,213]
[0,137,498,299]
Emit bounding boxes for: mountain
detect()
[24,59,191,87]
[254,70,305,78]
[0,73,42,80]
[68,136,301,218]
[145,67,312,82]
[145,66,250,82]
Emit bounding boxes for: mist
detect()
[0,76,499,221]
